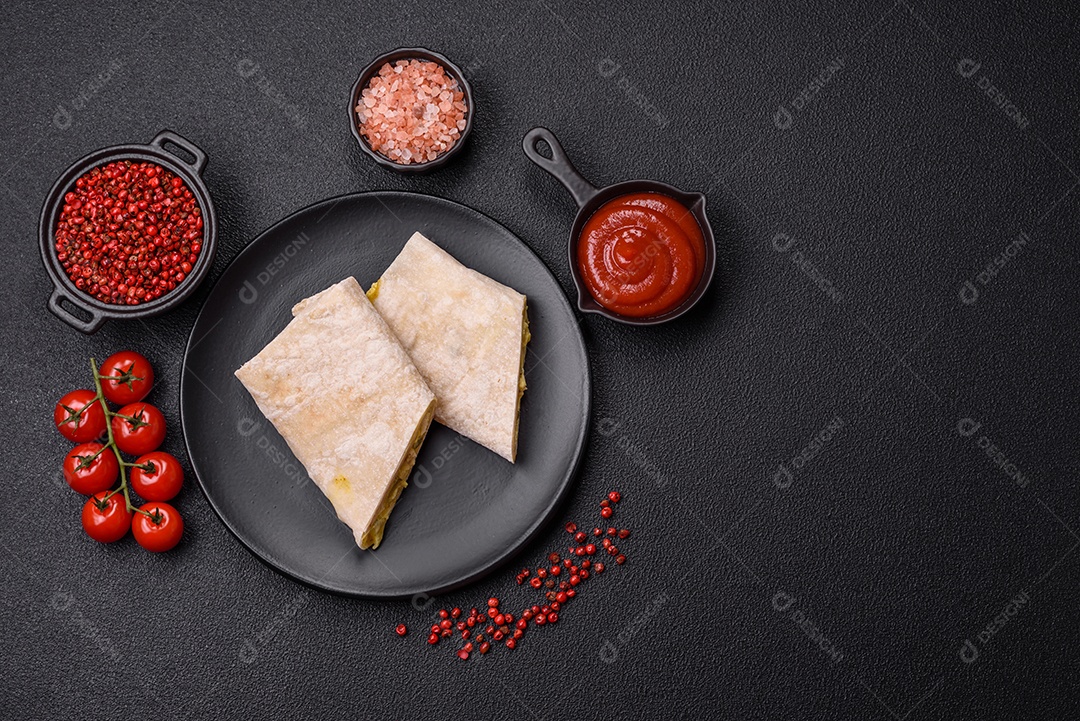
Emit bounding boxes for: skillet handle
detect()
[48,288,105,334]
[151,130,208,175]
[522,127,598,207]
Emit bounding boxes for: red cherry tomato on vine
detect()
[133,502,183,552]
[54,389,107,443]
[111,403,166,455]
[129,451,183,501]
[81,492,133,543]
[99,351,155,405]
[63,442,119,495]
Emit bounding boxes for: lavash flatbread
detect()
[235,277,436,550]
[361,232,530,462]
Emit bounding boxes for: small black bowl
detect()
[39,130,217,334]
[348,47,474,173]
[522,127,716,326]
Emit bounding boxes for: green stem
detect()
[90,358,150,517]
[75,444,109,470]
[96,367,144,387]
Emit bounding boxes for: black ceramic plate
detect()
[181,192,590,598]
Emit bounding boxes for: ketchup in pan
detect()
[577,192,706,318]
[523,127,715,324]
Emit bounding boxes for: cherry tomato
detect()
[111,403,166,455]
[132,502,183,552]
[99,351,155,405]
[63,443,119,495]
[54,389,107,443]
[129,451,183,501]
[81,492,133,543]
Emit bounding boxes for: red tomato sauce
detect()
[576,192,705,318]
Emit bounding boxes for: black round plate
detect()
[181,192,590,598]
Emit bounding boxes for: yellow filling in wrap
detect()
[512,303,530,461]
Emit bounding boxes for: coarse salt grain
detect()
[356,59,467,165]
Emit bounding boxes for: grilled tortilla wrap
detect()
[236,277,436,550]
[358,232,530,462]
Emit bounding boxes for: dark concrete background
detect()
[1,0,1077,718]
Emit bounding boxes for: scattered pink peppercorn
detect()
[420,491,631,662]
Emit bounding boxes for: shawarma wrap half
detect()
[236,276,436,550]
[362,232,530,462]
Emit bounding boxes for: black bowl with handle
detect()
[39,130,217,334]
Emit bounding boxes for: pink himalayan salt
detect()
[356,59,468,165]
